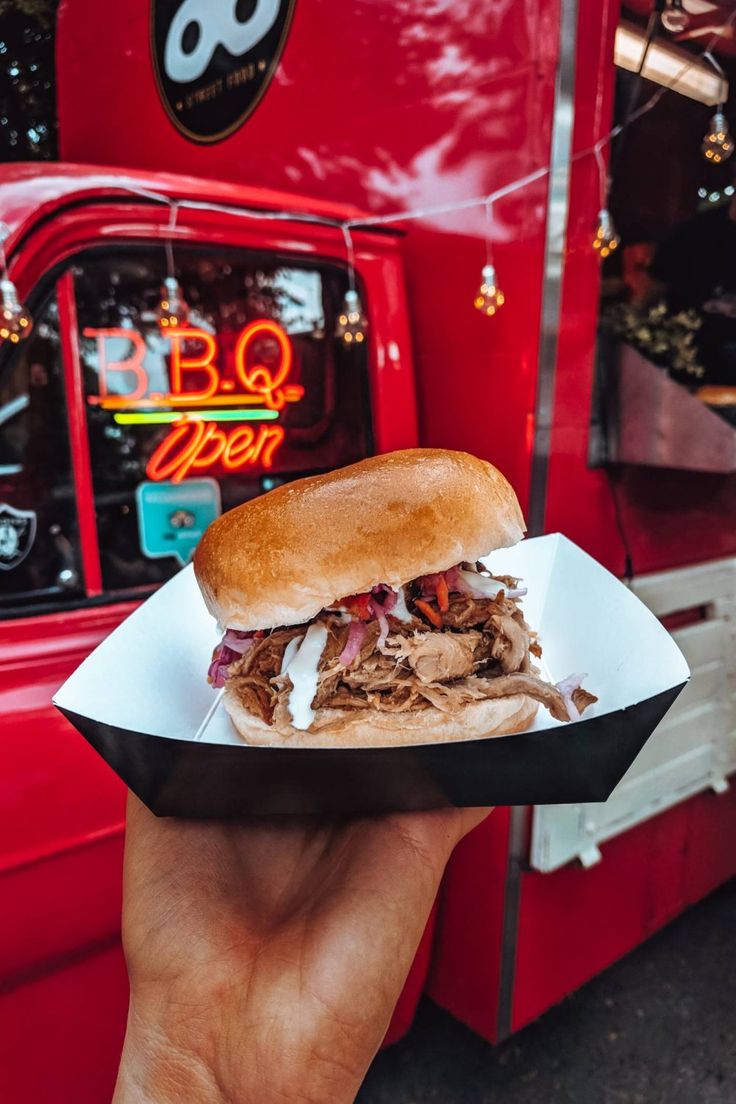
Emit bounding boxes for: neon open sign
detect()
[84,321,303,482]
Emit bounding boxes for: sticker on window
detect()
[0,504,37,570]
[135,478,221,568]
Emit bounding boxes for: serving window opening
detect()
[591,4,736,476]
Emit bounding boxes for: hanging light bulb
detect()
[473,263,505,316]
[475,199,504,317]
[0,220,32,346]
[335,288,367,345]
[0,275,33,344]
[156,200,189,330]
[661,0,690,33]
[593,208,620,259]
[592,146,619,260]
[702,111,734,164]
[336,224,367,345]
[156,275,189,330]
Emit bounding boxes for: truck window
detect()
[73,246,373,595]
[0,290,84,613]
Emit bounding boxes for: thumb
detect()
[454,805,495,841]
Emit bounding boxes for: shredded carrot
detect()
[415,598,443,628]
[436,575,449,612]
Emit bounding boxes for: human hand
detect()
[113,794,491,1104]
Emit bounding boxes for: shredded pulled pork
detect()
[210,563,598,728]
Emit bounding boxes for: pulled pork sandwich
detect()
[193,449,596,747]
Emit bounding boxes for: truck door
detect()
[2,236,377,608]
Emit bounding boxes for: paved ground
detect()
[358,879,736,1104]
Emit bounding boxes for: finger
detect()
[383,805,494,873]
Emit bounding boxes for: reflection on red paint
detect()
[525,411,535,457]
[146,416,286,482]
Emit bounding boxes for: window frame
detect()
[1,200,410,617]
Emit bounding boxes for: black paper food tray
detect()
[53,535,689,816]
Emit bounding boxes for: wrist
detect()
[113,1001,227,1104]
[114,987,368,1104]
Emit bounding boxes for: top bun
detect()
[194,449,525,631]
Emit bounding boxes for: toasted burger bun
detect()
[194,448,525,632]
[223,687,539,748]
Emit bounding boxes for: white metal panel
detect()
[531,557,736,873]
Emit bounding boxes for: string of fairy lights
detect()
[1,0,735,349]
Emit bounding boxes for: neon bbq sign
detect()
[84,321,303,482]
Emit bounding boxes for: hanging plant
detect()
[601,299,705,383]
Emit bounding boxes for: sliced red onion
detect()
[506,587,528,600]
[445,566,461,592]
[555,673,586,721]
[371,586,397,642]
[369,598,390,648]
[222,629,256,654]
[339,620,366,665]
[208,643,239,688]
[207,655,220,684]
[372,583,398,614]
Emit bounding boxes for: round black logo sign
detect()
[151,0,296,144]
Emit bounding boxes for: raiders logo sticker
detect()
[0,503,36,571]
[151,0,296,144]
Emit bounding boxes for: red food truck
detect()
[2,1,736,1100]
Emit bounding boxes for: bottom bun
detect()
[223,687,539,748]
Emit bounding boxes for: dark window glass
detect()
[0,290,84,612]
[73,246,373,593]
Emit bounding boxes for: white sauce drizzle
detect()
[391,585,413,622]
[280,634,303,675]
[282,622,328,730]
[457,568,506,598]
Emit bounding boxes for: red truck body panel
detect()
[0,165,421,1100]
[1,1,734,1098]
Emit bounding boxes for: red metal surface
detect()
[52,2,736,560]
[0,164,421,1097]
[0,941,128,1104]
[59,0,736,564]
[57,269,103,595]
[426,810,511,1041]
[0,0,727,1076]
[426,0,736,1043]
[0,906,435,1104]
[0,605,132,983]
[56,0,563,516]
[683,786,736,904]
[0,162,370,261]
[511,789,736,1034]
[427,791,736,1045]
